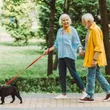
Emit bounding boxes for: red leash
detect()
[5,48,50,85]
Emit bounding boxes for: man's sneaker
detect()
[103,94,110,102]
[55,94,67,99]
[79,97,94,103]
[80,91,88,99]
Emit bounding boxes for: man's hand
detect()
[92,59,97,67]
[79,50,85,57]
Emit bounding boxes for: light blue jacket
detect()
[54,26,81,60]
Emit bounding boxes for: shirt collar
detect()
[89,22,96,30]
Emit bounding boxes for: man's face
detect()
[82,19,90,29]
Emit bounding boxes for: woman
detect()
[44,13,86,99]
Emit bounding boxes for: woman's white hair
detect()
[59,13,72,26]
[82,13,94,22]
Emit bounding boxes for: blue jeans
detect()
[86,65,110,99]
[58,58,85,94]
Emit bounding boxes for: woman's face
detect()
[61,16,70,28]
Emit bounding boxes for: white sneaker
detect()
[55,94,67,99]
[80,91,87,99]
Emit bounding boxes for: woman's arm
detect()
[43,46,56,55]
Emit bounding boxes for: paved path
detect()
[0,93,110,110]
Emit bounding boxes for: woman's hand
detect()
[79,50,85,57]
[43,48,50,55]
[43,46,55,55]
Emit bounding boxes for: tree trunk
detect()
[99,0,110,75]
[64,0,70,14]
[64,0,67,13]
[47,0,56,76]
[53,53,58,70]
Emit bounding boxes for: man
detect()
[79,13,110,102]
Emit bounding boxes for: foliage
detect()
[1,0,37,45]
[36,0,100,48]
[106,0,110,24]
[36,0,64,48]
[37,4,50,40]
[37,0,110,48]
[1,75,110,93]
[1,0,109,46]
[106,0,110,10]
[74,23,86,46]
[66,0,99,44]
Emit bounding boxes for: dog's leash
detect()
[5,49,50,85]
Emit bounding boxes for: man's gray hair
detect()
[59,13,72,26]
[82,13,94,22]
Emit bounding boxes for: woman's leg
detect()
[58,58,67,94]
[65,58,85,90]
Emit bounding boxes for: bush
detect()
[1,0,37,45]
[1,75,110,93]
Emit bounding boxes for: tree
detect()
[99,0,110,75]
[37,0,64,74]
[37,0,110,75]
[37,0,56,75]
[1,0,36,45]
[47,0,56,75]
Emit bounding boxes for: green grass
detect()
[0,43,51,79]
[0,42,105,80]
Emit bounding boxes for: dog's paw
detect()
[20,101,22,104]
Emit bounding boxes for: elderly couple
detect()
[44,13,110,102]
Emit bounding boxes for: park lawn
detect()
[0,43,50,79]
[0,42,105,80]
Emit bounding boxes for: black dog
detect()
[0,84,22,104]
